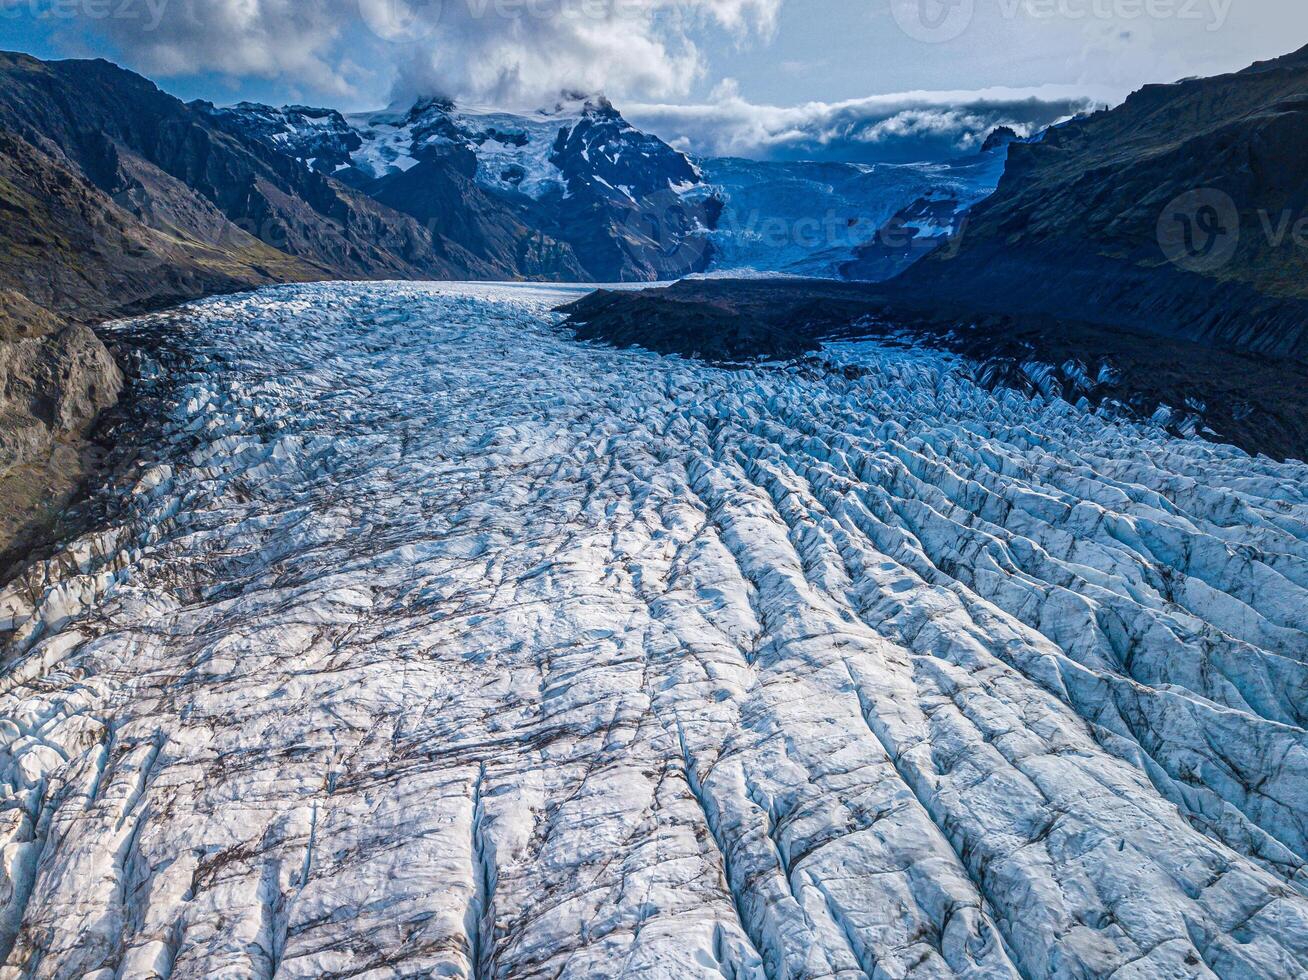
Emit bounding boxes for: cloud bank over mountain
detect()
[626,84,1102,162]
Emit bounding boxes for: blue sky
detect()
[3,0,1303,159]
[699,0,1301,106]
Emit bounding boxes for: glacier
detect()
[698,156,1005,279]
[0,282,1306,978]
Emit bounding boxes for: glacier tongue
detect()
[1,282,1307,979]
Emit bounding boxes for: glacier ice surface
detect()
[0,282,1306,979]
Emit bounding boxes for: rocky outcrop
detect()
[0,291,121,572]
[980,125,1020,152]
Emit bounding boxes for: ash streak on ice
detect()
[1,282,1307,978]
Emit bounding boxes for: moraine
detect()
[1,282,1307,978]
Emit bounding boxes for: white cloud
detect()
[97,0,369,98]
[79,0,780,107]
[625,84,1112,162]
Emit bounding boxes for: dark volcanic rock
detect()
[560,286,823,362]
[557,277,1308,462]
[980,125,1020,153]
[559,279,905,361]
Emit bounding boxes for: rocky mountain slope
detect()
[0,53,507,287]
[891,44,1308,361]
[203,94,719,282]
[0,290,120,576]
[0,123,320,323]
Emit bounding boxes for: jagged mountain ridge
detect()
[202,93,720,282]
[0,52,509,296]
[209,95,704,206]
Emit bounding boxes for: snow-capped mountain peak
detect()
[205,94,705,205]
[197,101,363,174]
[375,94,701,202]
[196,93,720,281]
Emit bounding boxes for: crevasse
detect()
[0,282,1305,979]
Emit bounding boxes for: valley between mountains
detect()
[2,283,1307,979]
